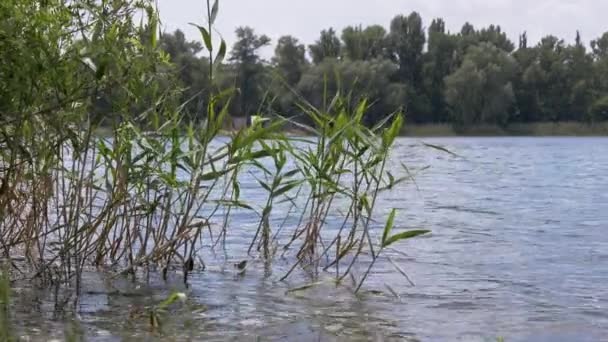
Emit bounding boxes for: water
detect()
[7,137,608,341]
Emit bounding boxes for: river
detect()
[7,137,608,341]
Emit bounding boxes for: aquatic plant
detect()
[149,291,188,330]
[0,0,426,307]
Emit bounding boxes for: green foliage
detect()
[295,58,404,125]
[155,10,608,129]
[477,25,515,53]
[273,36,308,86]
[591,32,608,60]
[341,25,388,61]
[229,26,271,118]
[590,95,608,121]
[0,0,417,299]
[271,36,309,116]
[149,292,188,330]
[382,229,430,248]
[356,204,428,293]
[160,30,210,119]
[5,0,608,322]
[387,12,426,87]
[309,28,342,64]
[157,292,188,311]
[445,43,517,126]
[423,18,458,122]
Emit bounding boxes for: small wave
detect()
[430,205,500,216]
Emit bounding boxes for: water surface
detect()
[9,137,608,341]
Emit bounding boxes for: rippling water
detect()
[9,137,608,341]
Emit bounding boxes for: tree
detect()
[461,22,475,36]
[591,32,608,60]
[455,23,514,67]
[150,10,608,127]
[477,25,515,52]
[563,34,594,121]
[362,25,389,60]
[445,43,517,126]
[513,37,541,122]
[423,18,458,122]
[455,22,478,65]
[309,28,341,64]
[229,26,271,117]
[161,29,203,59]
[534,36,572,121]
[273,35,308,86]
[428,18,447,48]
[160,30,210,120]
[297,58,403,125]
[270,35,308,116]
[387,12,429,122]
[591,32,608,110]
[590,32,608,114]
[590,95,608,121]
[387,12,426,86]
[341,25,388,61]
[519,31,528,49]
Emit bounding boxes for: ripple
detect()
[11,137,608,340]
[429,205,500,216]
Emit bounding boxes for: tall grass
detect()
[0,0,427,307]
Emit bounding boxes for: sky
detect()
[157,0,607,58]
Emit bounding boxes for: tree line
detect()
[161,12,608,127]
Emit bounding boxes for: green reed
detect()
[0,0,427,306]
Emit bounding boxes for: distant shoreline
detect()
[95,121,608,138]
[400,122,608,137]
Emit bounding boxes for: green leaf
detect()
[157,292,187,310]
[262,205,272,218]
[359,195,370,214]
[251,160,272,175]
[356,144,370,158]
[381,208,397,245]
[282,169,300,178]
[387,172,395,188]
[210,0,219,25]
[382,230,430,248]
[189,23,212,51]
[148,8,158,48]
[273,181,301,198]
[258,180,272,193]
[215,39,227,66]
[229,148,276,164]
[176,162,191,174]
[213,199,254,211]
[382,114,403,150]
[200,168,231,181]
[233,180,241,199]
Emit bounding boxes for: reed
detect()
[0,0,428,307]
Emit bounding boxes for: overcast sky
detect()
[157,0,607,58]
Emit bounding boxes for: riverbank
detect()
[401,122,608,137]
[95,121,608,138]
[283,121,608,137]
